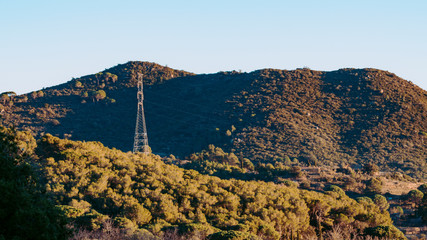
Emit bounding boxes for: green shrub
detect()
[364,225,405,240]
[208,230,259,240]
[365,177,383,194]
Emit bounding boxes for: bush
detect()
[362,163,379,176]
[364,225,405,240]
[75,80,83,88]
[406,189,424,206]
[420,195,427,222]
[365,177,383,194]
[418,183,427,194]
[373,195,389,211]
[208,230,259,240]
[324,185,346,199]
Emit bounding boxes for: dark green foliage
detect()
[418,183,427,194]
[185,145,260,180]
[0,93,9,104]
[0,126,68,240]
[409,187,427,223]
[184,146,306,182]
[420,193,427,222]
[190,145,242,168]
[373,195,389,212]
[406,189,424,205]
[324,185,346,199]
[365,177,383,194]
[89,90,107,102]
[362,163,379,176]
[208,230,258,240]
[364,225,406,240]
[74,80,83,88]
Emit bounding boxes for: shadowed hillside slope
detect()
[1,62,426,178]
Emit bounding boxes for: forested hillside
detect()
[1,62,426,178]
[2,125,405,239]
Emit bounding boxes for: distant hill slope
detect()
[1,62,426,178]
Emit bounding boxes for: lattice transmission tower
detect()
[133,73,149,154]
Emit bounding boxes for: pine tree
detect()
[0,125,68,240]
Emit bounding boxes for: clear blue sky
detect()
[1,0,426,94]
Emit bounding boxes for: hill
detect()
[1,62,426,178]
[6,125,404,239]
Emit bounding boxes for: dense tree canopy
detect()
[0,126,67,240]
[32,134,404,239]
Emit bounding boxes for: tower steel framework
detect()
[133,73,149,154]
